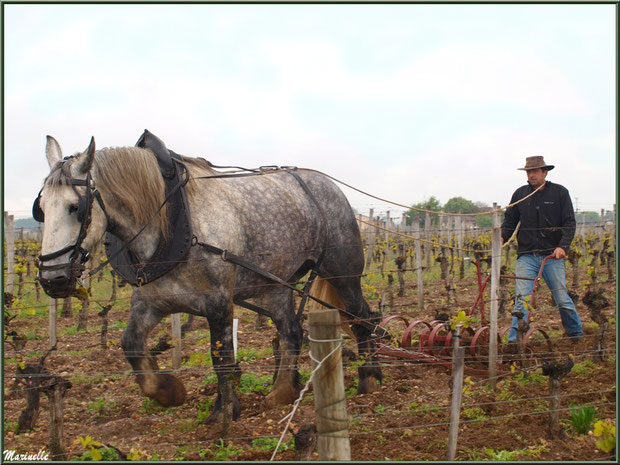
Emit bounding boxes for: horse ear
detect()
[73,137,96,175]
[45,136,63,168]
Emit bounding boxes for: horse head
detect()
[35,136,107,298]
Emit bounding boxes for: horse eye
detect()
[68,204,79,214]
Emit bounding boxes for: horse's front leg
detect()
[121,301,187,407]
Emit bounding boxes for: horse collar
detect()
[103,130,193,286]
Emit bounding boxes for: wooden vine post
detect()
[5,212,16,294]
[49,298,58,349]
[447,325,465,461]
[171,313,182,369]
[413,222,424,310]
[488,203,501,389]
[425,211,431,269]
[365,208,375,269]
[308,308,350,460]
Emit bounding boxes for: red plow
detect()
[374,255,556,376]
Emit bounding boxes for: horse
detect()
[34,132,382,425]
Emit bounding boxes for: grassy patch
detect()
[239,373,272,395]
[462,407,486,421]
[141,397,173,415]
[184,352,212,368]
[568,403,598,434]
[195,397,214,424]
[86,397,119,417]
[572,359,602,376]
[250,436,294,453]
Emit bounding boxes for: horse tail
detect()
[308,278,356,339]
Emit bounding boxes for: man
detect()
[501,156,583,343]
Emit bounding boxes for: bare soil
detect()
[3,270,616,461]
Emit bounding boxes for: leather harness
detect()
[103,130,193,286]
[100,130,335,323]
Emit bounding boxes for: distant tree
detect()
[474,202,493,228]
[405,196,442,227]
[444,196,478,214]
[576,211,600,225]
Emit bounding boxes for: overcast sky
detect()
[3,3,616,221]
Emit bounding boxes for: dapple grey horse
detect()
[35,134,382,424]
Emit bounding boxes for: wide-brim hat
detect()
[518,156,555,171]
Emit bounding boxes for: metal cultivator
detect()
[374,255,557,376]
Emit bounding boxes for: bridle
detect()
[33,157,108,292]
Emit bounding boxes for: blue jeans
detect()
[508,254,582,342]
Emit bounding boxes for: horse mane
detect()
[44,147,222,237]
[178,155,217,199]
[92,147,169,237]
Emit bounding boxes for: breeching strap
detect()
[193,239,375,332]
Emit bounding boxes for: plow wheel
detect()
[377,315,410,347]
[425,321,453,356]
[522,328,555,368]
[401,320,433,349]
[470,326,504,365]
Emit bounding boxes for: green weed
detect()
[141,397,171,415]
[568,403,598,434]
[239,373,272,395]
[108,320,127,331]
[86,397,118,417]
[196,398,214,423]
[572,359,602,376]
[513,369,546,386]
[374,404,387,414]
[211,440,244,460]
[251,436,295,452]
[462,407,486,421]
[184,352,212,368]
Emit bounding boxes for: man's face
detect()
[526,168,547,188]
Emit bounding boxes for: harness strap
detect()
[232,297,273,319]
[193,238,376,333]
[89,159,190,278]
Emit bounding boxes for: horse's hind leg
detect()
[121,302,187,407]
[323,276,382,394]
[263,287,303,406]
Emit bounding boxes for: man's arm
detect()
[557,187,576,255]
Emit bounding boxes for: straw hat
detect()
[518,156,555,171]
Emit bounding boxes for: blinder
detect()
[32,189,44,222]
[32,179,90,224]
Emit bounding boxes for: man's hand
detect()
[553,247,566,259]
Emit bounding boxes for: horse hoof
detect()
[149,373,187,407]
[357,376,381,394]
[203,404,241,424]
[204,410,222,425]
[265,386,300,407]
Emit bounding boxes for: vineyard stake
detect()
[413,222,424,310]
[171,313,182,369]
[5,212,15,294]
[447,325,465,461]
[425,211,431,269]
[488,203,501,389]
[49,298,57,349]
[309,308,350,461]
